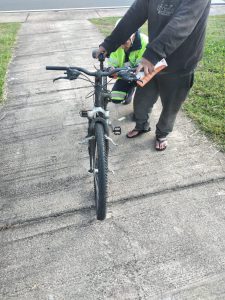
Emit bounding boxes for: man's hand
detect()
[136,57,155,75]
[93,46,108,59]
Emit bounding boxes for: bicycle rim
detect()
[93,122,108,220]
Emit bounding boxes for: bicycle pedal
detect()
[113,126,121,135]
[79,110,89,117]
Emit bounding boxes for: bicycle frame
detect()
[46,57,138,220]
[87,59,111,137]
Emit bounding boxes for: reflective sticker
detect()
[111,91,126,100]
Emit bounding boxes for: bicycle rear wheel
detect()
[93,122,108,220]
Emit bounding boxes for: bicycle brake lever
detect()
[53,69,81,82]
[53,76,68,82]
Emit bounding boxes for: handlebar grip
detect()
[92,49,105,62]
[46,66,68,71]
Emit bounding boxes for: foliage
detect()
[0,23,20,102]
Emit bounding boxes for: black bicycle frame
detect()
[94,75,103,107]
[94,59,105,107]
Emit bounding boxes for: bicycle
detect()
[46,52,139,220]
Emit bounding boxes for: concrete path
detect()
[0,7,225,300]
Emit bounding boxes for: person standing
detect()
[98,0,211,151]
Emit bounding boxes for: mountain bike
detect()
[46,52,139,220]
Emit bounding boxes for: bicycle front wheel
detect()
[93,122,108,220]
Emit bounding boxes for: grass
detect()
[90,16,225,152]
[184,15,225,152]
[0,23,20,102]
[91,17,148,36]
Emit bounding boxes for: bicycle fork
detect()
[79,113,119,174]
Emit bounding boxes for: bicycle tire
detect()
[93,122,108,220]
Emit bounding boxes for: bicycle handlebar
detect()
[46,66,68,71]
[46,65,138,80]
[46,66,97,76]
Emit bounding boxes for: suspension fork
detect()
[88,138,95,173]
[88,117,109,173]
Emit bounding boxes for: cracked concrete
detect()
[0,7,225,300]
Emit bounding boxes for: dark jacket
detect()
[101,0,211,73]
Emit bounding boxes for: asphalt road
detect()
[1,0,224,11]
[0,0,133,11]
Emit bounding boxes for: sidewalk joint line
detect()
[1,176,224,235]
[25,12,30,22]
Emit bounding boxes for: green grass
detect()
[0,23,20,102]
[184,15,225,152]
[91,17,148,36]
[90,17,119,36]
[90,16,225,152]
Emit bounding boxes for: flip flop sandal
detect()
[155,137,168,151]
[126,128,150,138]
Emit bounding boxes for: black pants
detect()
[111,79,136,103]
[133,72,194,137]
